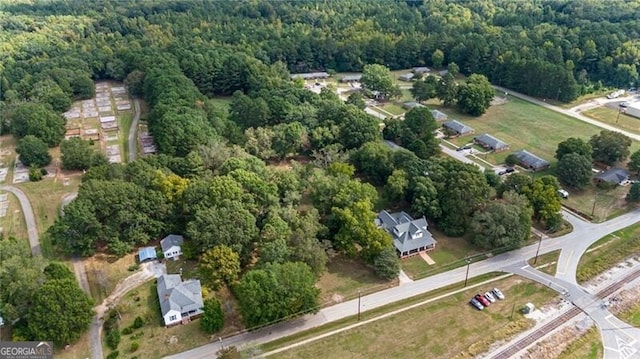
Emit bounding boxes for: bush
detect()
[28,166,43,182]
[200,299,225,333]
[133,316,144,329]
[106,351,119,359]
[105,329,121,350]
[121,327,133,335]
[130,342,139,352]
[128,264,140,272]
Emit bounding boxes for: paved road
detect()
[494,85,640,142]
[1,185,40,256]
[128,99,141,162]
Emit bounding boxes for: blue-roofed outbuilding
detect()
[138,246,157,262]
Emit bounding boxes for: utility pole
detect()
[591,190,598,217]
[533,234,543,264]
[464,258,472,287]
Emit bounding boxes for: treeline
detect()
[3,0,639,103]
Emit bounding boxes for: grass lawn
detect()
[576,222,640,283]
[317,255,396,306]
[209,96,232,112]
[401,229,483,280]
[561,184,630,222]
[620,301,640,327]
[55,332,92,359]
[118,112,134,161]
[0,191,28,240]
[557,327,602,359]
[583,106,640,135]
[437,96,628,166]
[269,276,556,359]
[380,103,406,116]
[527,250,560,276]
[166,258,200,280]
[84,252,139,303]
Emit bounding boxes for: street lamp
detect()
[464,258,472,287]
[533,234,543,264]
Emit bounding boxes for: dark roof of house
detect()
[375,210,436,254]
[443,120,474,134]
[157,274,204,318]
[403,101,426,109]
[431,109,448,120]
[161,234,184,252]
[595,168,629,184]
[138,246,157,262]
[514,150,550,169]
[474,133,509,150]
[412,67,431,74]
[341,74,362,82]
[290,72,330,80]
[399,73,414,81]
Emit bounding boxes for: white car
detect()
[484,291,496,303]
[492,287,505,300]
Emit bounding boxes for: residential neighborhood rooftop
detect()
[138,246,157,262]
[376,210,436,257]
[431,109,448,121]
[474,133,509,150]
[595,168,630,184]
[443,119,474,135]
[513,149,550,170]
[161,234,184,253]
[157,274,204,326]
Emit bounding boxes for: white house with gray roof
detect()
[157,274,204,327]
[161,234,184,261]
[375,210,436,258]
[443,120,474,137]
[474,133,509,152]
[431,109,448,121]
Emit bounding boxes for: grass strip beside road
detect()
[263,275,556,359]
[577,222,640,283]
[528,250,561,276]
[557,326,602,359]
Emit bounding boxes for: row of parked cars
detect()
[469,287,505,310]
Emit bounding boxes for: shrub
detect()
[121,327,133,335]
[28,166,43,181]
[133,316,144,329]
[130,342,139,352]
[106,351,119,359]
[200,299,225,333]
[128,263,140,272]
[105,329,120,350]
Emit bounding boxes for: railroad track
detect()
[490,268,640,359]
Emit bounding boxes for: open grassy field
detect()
[620,301,640,327]
[318,255,396,306]
[0,191,28,240]
[442,96,613,166]
[576,222,640,283]
[55,332,92,359]
[561,184,630,222]
[583,106,640,135]
[84,252,139,302]
[269,276,556,359]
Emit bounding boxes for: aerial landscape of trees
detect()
[2,0,640,342]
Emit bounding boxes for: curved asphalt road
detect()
[1,185,40,256]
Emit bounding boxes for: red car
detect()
[475,294,491,307]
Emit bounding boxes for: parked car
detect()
[456,145,472,151]
[484,291,496,303]
[620,101,629,108]
[469,298,484,311]
[558,189,569,199]
[492,287,505,300]
[498,168,514,175]
[475,294,491,307]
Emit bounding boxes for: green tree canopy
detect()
[200,299,225,334]
[557,153,593,189]
[9,102,66,147]
[470,191,532,249]
[589,130,631,165]
[61,137,103,170]
[361,64,395,98]
[234,262,320,328]
[456,74,495,116]
[198,245,241,290]
[16,135,51,167]
[556,137,592,161]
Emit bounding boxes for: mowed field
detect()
[440,96,636,165]
[270,276,556,359]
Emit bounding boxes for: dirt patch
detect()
[491,96,508,106]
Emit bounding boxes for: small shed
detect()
[443,120,474,137]
[513,150,550,171]
[138,246,157,262]
[399,73,414,81]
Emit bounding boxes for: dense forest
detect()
[0,0,639,342]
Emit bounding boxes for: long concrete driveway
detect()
[1,185,40,256]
